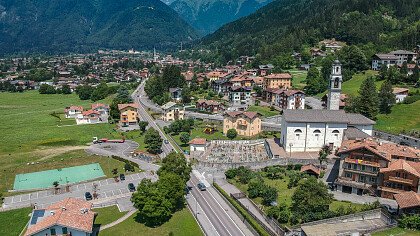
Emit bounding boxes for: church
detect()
[280,60,375,152]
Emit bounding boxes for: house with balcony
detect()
[223,111,262,137]
[161,102,185,122]
[91,103,109,117]
[228,86,252,106]
[118,103,139,127]
[64,105,83,118]
[275,89,305,109]
[335,139,420,197]
[75,110,102,125]
[196,99,223,114]
[379,159,420,199]
[25,198,95,236]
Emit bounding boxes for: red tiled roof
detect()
[118,103,139,110]
[64,105,83,112]
[394,191,420,209]
[91,103,109,110]
[264,73,292,79]
[189,138,207,145]
[392,87,409,94]
[82,110,100,116]
[25,198,95,236]
[300,164,321,175]
[225,111,260,120]
[380,159,420,177]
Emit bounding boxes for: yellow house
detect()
[223,111,262,137]
[118,103,139,127]
[161,102,185,122]
[263,73,292,90]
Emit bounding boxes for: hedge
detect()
[213,183,271,236]
[111,155,140,169]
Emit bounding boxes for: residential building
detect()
[392,87,409,103]
[394,191,420,215]
[258,64,274,76]
[379,159,420,199]
[118,103,139,127]
[335,139,420,197]
[64,105,83,118]
[280,109,375,152]
[189,138,207,153]
[223,111,262,137]
[263,73,292,90]
[76,110,101,125]
[211,79,231,95]
[228,86,252,106]
[25,198,95,236]
[389,50,417,65]
[274,89,305,109]
[196,99,223,113]
[169,87,182,102]
[91,103,109,117]
[371,54,398,70]
[161,102,185,121]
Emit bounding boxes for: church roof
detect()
[282,110,375,125]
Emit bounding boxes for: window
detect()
[62,227,68,234]
[345,172,352,178]
[50,228,56,235]
[313,129,321,134]
[396,172,400,177]
[295,129,302,133]
[332,130,339,134]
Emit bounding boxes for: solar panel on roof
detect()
[30,210,45,225]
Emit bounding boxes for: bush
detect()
[124,162,135,172]
[225,169,237,179]
[111,155,139,169]
[403,95,420,104]
[399,214,420,230]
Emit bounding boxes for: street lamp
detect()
[289,143,293,163]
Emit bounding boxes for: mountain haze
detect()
[0,0,198,55]
[168,0,272,35]
[201,0,419,61]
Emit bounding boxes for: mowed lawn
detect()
[0,91,119,154]
[247,105,279,118]
[289,69,308,90]
[375,100,420,134]
[0,207,32,236]
[1,150,141,194]
[99,208,203,236]
[94,205,127,227]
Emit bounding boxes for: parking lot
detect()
[3,172,157,209]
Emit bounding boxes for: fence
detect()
[373,130,420,148]
[196,158,319,171]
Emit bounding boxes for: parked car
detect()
[382,204,398,215]
[164,140,169,144]
[197,182,206,191]
[120,174,125,181]
[128,183,136,192]
[85,192,93,201]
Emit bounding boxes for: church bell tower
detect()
[327,60,342,110]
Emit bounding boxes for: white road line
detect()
[119,189,123,195]
[207,189,246,236]
[194,187,233,236]
[189,194,221,236]
[19,195,22,202]
[104,192,108,198]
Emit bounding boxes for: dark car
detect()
[120,174,125,181]
[381,204,398,215]
[197,182,206,191]
[128,183,136,192]
[164,140,169,144]
[85,192,93,201]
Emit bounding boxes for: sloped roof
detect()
[394,191,420,209]
[264,73,292,79]
[380,159,420,177]
[300,164,321,175]
[389,50,416,55]
[91,103,109,110]
[117,103,139,110]
[82,110,100,116]
[65,105,83,112]
[392,87,409,94]
[225,111,260,120]
[189,138,207,145]
[282,109,375,125]
[25,198,94,236]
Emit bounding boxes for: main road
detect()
[132,82,254,236]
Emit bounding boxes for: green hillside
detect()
[201,0,419,62]
[0,0,198,54]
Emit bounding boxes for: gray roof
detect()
[169,87,182,93]
[373,54,398,60]
[161,101,178,110]
[282,109,375,125]
[344,127,371,140]
[389,50,416,55]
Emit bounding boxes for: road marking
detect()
[119,189,123,195]
[189,194,221,236]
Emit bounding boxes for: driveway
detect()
[305,96,324,109]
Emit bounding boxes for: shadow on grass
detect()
[134,212,173,228]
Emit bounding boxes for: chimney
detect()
[62,207,66,211]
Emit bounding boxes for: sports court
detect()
[13,163,105,191]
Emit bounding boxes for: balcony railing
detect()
[343,166,379,175]
[388,176,413,185]
[344,157,380,167]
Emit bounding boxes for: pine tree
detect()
[356,77,378,120]
[378,80,395,114]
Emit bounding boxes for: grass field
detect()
[375,100,420,134]
[247,105,279,118]
[1,149,141,195]
[0,207,32,236]
[289,69,308,89]
[94,205,127,227]
[99,208,203,236]
[372,227,420,236]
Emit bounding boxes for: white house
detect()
[75,110,102,125]
[280,110,375,152]
[169,87,183,102]
[64,105,83,118]
[25,198,95,236]
[228,86,252,106]
[189,138,207,153]
[389,50,417,65]
[393,87,409,103]
[371,54,398,70]
[274,89,305,109]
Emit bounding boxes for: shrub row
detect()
[111,155,140,169]
[213,183,271,236]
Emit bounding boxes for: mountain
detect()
[167,0,272,35]
[0,0,198,55]
[201,0,420,62]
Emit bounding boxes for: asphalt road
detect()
[3,172,157,209]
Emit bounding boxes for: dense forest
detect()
[200,0,420,62]
[0,0,198,55]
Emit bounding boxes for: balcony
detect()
[344,157,380,168]
[388,176,413,185]
[343,166,378,176]
[378,186,404,194]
